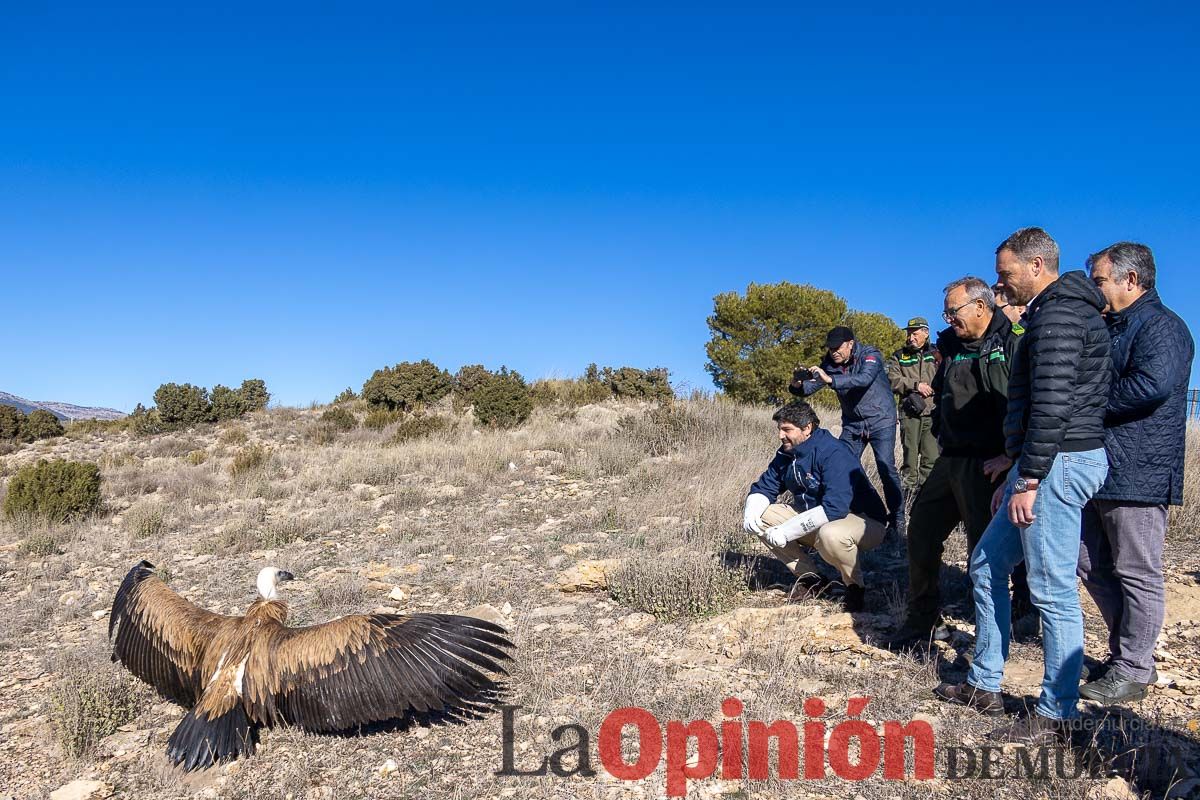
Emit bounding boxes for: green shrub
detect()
[153,383,211,427]
[19,528,64,557]
[185,449,208,465]
[603,366,673,401]
[362,359,452,412]
[0,404,24,439]
[210,384,248,421]
[452,364,493,409]
[3,460,102,522]
[471,368,533,429]
[388,414,452,444]
[363,407,403,430]
[319,407,358,431]
[49,648,147,759]
[229,444,269,478]
[128,404,164,436]
[529,376,609,407]
[333,387,358,404]
[608,554,744,619]
[238,378,270,411]
[618,403,697,456]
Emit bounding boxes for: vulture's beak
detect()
[278,571,296,582]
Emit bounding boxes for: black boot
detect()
[843,584,866,612]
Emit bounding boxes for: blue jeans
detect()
[966,449,1108,720]
[840,421,904,522]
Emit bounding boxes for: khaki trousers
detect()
[754,503,886,587]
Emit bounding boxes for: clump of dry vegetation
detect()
[47,644,151,760]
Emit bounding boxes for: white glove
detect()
[742,494,771,534]
[764,506,830,547]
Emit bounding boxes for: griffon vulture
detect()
[108,560,513,770]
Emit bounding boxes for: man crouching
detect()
[742,401,888,612]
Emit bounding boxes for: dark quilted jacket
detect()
[1095,289,1194,505]
[792,343,897,434]
[1004,271,1112,480]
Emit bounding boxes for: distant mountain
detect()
[0,391,126,421]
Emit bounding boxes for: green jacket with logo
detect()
[887,342,940,417]
[931,312,1022,457]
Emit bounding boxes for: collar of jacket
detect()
[1105,287,1161,327]
[1027,270,1107,318]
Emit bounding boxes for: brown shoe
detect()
[786,574,827,604]
[987,713,1068,746]
[933,681,1005,716]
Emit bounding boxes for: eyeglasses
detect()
[942,299,978,323]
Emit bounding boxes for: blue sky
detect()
[3,2,1198,411]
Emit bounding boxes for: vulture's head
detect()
[256,566,296,601]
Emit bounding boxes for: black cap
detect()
[825,326,855,350]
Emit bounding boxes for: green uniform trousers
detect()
[899,414,939,489]
[905,453,1029,627]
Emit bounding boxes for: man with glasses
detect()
[885,277,1032,651]
[792,326,906,538]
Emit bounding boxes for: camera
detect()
[792,367,815,382]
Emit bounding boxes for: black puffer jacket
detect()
[1004,271,1112,480]
[1095,289,1194,505]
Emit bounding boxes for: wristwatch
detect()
[1013,477,1040,494]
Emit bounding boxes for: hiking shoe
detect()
[933,681,1005,716]
[785,574,827,604]
[1080,668,1150,704]
[843,584,866,613]
[988,713,1068,746]
[882,623,938,652]
[1081,660,1158,685]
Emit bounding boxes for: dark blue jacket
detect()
[748,427,888,523]
[1095,288,1194,505]
[792,343,897,434]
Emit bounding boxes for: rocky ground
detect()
[1,400,1199,800]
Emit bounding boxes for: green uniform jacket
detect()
[931,313,1022,457]
[887,342,940,417]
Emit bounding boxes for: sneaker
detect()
[1081,660,1158,685]
[933,681,1005,716]
[843,584,866,613]
[988,713,1069,746]
[1079,667,1150,704]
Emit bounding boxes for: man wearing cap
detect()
[791,326,905,536]
[887,317,940,491]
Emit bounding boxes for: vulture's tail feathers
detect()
[167,704,259,771]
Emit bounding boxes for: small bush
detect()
[229,445,269,478]
[333,387,358,404]
[3,460,102,521]
[239,378,271,411]
[19,528,64,557]
[471,368,533,429]
[260,516,316,549]
[153,383,211,427]
[363,407,403,430]
[48,648,147,759]
[128,404,164,436]
[218,425,249,446]
[319,407,358,432]
[603,366,674,401]
[452,364,493,409]
[185,449,208,466]
[23,409,65,440]
[362,359,453,412]
[124,502,167,539]
[210,384,248,421]
[0,404,23,439]
[618,403,696,456]
[388,414,452,444]
[608,554,744,619]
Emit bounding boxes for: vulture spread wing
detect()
[109,561,236,706]
[242,612,513,732]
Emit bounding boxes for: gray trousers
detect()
[1077,498,1169,683]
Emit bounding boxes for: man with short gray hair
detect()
[936,227,1111,744]
[885,276,1030,650]
[1076,242,1194,703]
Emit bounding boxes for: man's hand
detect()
[917,382,934,397]
[982,455,1013,482]
[765,527,788,548]
[1008,488,1038,528]
[990,483,1006,515]
[743,494,770,534]
[810,366,833,385]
